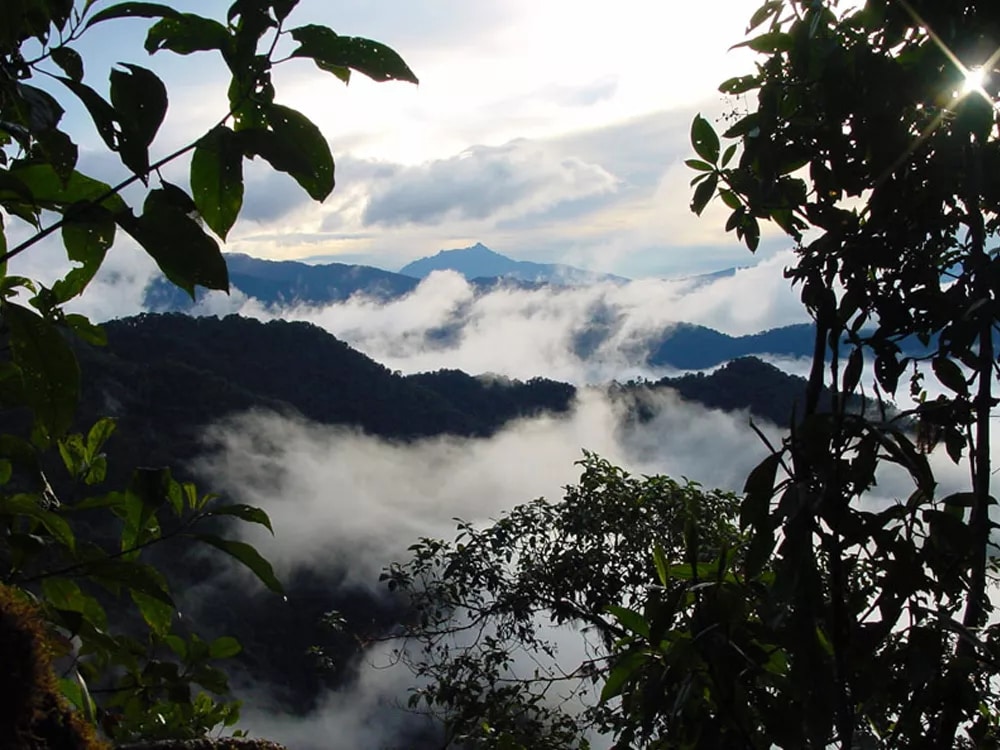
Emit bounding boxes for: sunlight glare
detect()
[961,65,988,98]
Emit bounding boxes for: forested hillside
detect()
[60,312,838,719]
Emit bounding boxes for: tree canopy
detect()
[0,0,415,744]
[385,1,1000,747]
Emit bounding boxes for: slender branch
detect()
[0,137,199,266]
[14,512,207,585]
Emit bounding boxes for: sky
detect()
[13,4,1000,745]
[49,0,782,278]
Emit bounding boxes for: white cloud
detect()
[194,253,807,385]
[362,140,620,227]
[197,385,779,749]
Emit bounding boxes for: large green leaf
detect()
[110,63,168,176]
[1,494,76,551]
[17,84,64,133]
[50,46,84,81]
[88,558,174,607]
[191,126,244,239]
[690,173,718,216]
[34,128,79,183]
[206,503,274,534]
[237,104,334,201]
[208,635,242,659]
[5,301,79,442]
[116,188,228,297]
[57,77,120,153]
[132,590,173,636]
[195,534,283,593]
[84,1,182,28]
[606,605,649,639]
[10,163,126,214]
[691,114,720,164]
[600,651,646,702]
[54,202,115,302]
[289,25,418,84]
[145,14,231,56]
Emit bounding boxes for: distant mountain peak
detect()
[399,242,627,285]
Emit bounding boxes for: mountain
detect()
[76,314,577,479]
[144,251,547,312]
[399,242,628,284]
[61,313,873,720]
[144,253,422,311]
[647,322,816,369]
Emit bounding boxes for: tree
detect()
[375,453,745,749]
[385,1,1000,747]
[604,0,1000,747]
[0,1,414,743]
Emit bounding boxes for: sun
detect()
[961,65,989,98]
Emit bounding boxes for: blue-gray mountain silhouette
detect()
[398,242,627,284]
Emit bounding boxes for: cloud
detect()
[193,378,781,748]
[6,222,159,323]
[361,140,620,227]
[201,253,807,385]
[198,352,990,750]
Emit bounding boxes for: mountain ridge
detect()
[399,242,627,285]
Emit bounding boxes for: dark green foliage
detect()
[377,454,744,749]
[601,1,1000,747]
[650,356,872,427]
[0,0,416,743]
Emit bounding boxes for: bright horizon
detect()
[39,0,781,280]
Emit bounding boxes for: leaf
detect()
[652,544,669,587]
[719,74,760,95]
[196,534,283,593]
[605,605,649,639]
[600,651,646,702]
[747,0,782,32]
[145,14,231,56]
[932,356,968,396]
[735,31,794,53]
[742,452,781,529]
[237,104,334,201]
[132,590,173,636]
[191,126,244,239]
[89,559,174,606]
[64,314,107,346]
[5,301,79,442]
[842,348,863,394]
[10,163,126,214]
[54,202,115,301]
[110,63,168,175]
[84,1,181,28]
[209,635,242,659]
[50,46,84,81]
[34,128,79,183]
[721,143,738,167]
[17,84,64,132]
[690,173,717,216]
[86,417,116,457]
[57,77,120,152]
[742,214,761,252]
[207,503,274,534]
[685,158,714,172]
[289,25,419,84]
[1,494,76,551]
[116,188,228,297]
[691,114,720,164]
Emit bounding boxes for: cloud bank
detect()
[186,250,808,385]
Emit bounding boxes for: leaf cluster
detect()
[0,0,416,741]
[376,453,743,749]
